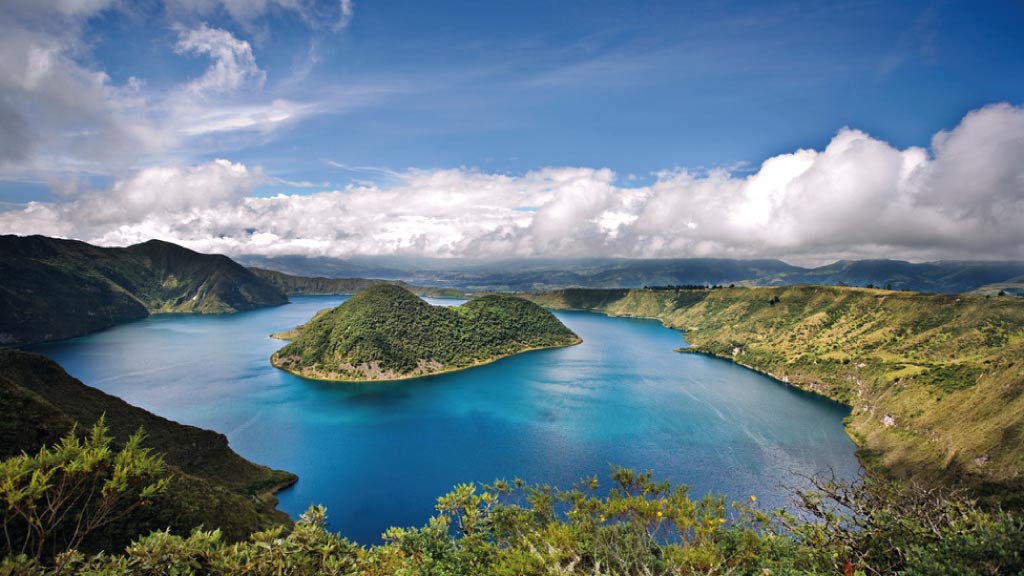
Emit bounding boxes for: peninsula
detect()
[524,285,1024,500]
[271,285,580,381]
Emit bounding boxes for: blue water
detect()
[28,296,860,543]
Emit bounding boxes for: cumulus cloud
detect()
[3,103,1023,264]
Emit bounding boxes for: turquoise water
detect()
[29,296,860,543]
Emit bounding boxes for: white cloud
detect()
[3,103,1023,263]
[164,0,353,31]
[336,0,354,30]
[175,24,266,95]
[0,8,318,186]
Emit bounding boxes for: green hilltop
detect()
[525,285,1024,499]
[272,284,580,381]
[0,235,288,345]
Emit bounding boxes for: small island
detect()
[271,285,581,381]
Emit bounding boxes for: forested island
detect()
[271,284,580,381]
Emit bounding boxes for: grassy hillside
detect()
[249,267,469,299]
[525,286,1024,498]
[272,285,580,381]
[0,349,296,550]
[0,235,288,345]
[971,275,1024,297]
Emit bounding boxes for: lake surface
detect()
[29,296,860,543]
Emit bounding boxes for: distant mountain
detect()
[248,267,469,299]
[795,260,1024,293]
[0,235,288,345]
[271,285,580,381]
[237,254,1024,293]
[0,349,295,551]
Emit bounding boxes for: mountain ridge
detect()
[0,235,288,345]
[235,254,1024,294]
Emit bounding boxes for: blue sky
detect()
[1,0,1023,263]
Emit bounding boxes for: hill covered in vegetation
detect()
[0,349,296,552]
[272,285,580,381]
[0,236,288,345]
[526,286,1024,499]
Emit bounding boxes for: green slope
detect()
[525,286,1024,498]
[272,285,580,381]
[0,349,296,550]
[0,235,288,345]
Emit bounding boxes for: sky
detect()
[0,0,1023,265]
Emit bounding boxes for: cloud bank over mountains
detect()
[2,103,1023,265]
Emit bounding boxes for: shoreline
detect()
[270,337,583,383]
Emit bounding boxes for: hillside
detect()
[524,286,1024,499]
[272,285,580,381]
[971,275,1024,297]
[0,349,296,550]
[249,267,469,299]
[0,235,288,345]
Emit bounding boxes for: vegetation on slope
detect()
[248,267,469,299]
[524,286,1024,499]
[4,465,1022,575]
[0,349,296,551]
[272,285,580,381]
[0,235,288,345]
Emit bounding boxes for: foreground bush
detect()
[2,428,1022,575]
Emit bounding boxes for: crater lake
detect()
[28,296,860,544]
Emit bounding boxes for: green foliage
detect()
[0,350,296,550]
[782,476,1024,576]
[0,418,169,561]
[5,467,1020,576]
[272,285,580,381]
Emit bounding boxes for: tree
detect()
[0,418,169,562]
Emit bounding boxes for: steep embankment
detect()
[526,286,1024,496]
[0,235,288,345]
[272,285,580,381]
[0,349,296,549]
[249,267,468,299]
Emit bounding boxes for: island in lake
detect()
[271,284,581,381]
